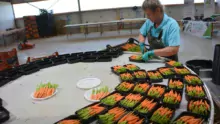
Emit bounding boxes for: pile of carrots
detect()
[118,112,144,124]
[101,93,124,106]
[189,99,210,116]
[77,104,105,120]
[134,71,147,79]
[130,55,142,61]
[167,61,182,67]
[158,68,174,76]
[90,86,110,100]
[169,79,184,90]
[124,64,139,71]
[147,71,163,80]
[163,90,182,104]
[113,65,127,73]
[58,120,80,124]
[147,86,165,98]
[185,75,202,85]
[174,67,191,75]
[135,99,157,114]
[116,82,134,92]
[186,85,206,98]
[99,107,126,123]
[34,82,58,98]
[120,93,143,108]
[120,73,134,81]
[133,83,150,94]
[150,107,173,124]
[173,116,203,124]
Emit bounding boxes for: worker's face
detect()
[145,8,161,23]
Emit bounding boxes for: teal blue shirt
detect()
[140,14,180,47]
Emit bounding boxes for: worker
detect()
[139,0,180,61]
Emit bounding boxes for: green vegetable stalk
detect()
[36,82,58,91]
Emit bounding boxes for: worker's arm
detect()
[138,34,146,43]
[154,46,179,57]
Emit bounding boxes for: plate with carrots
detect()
[84,86,112,102]
[31,82,59,101]
[166,60,182,67]
[184,74,203,86]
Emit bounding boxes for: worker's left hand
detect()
[142,50,154,61]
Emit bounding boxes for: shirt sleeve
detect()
[140,20,149,37]
[167,21,180,46]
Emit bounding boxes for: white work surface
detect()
[0,54,214,124]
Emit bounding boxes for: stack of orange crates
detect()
[23,16,40,39]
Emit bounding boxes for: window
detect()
[195,0,217,3]
[13,0,78,18]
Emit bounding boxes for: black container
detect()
[106,52,120,58]
[157,67,175,79]
[67,56,81,64]
[162,90,182,109]
[116,111,147,124]
[18,63,40,75]
[2,67,22,81]
[54,115,81,124]
[70,52,83,57]
[59,54,71,59]
[97,56,112,62]
[134,97,159,118]
[186,59,212,76]
[172,111,205,123]
[147,84,167,101]
[115,81,135,95]
[81,56,97,62]
[51,56,67,65]
[75,102,107,124]
[132,81,151,96]
[187,98,211,120]
[83,51,97,56]
[167,78,184,92]
[185,85,207,101]
[119,72,135,82]
[0,107,10,123]
[35,59,54,69]
[147,70,163,83]
[111,66,127,75]
[165,61,183,68]
[96,51,109,56]
[0,76,10,87]
[133,70,148,81]
[123,64,140,72]
[173,66,191,77]
[100,91,124,108]
[183,74,203,86]
[0,98,2,106]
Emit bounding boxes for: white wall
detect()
[0,2,15,31]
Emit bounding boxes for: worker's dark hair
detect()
[142,0,164,13]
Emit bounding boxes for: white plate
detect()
[84,87,112,102]
[31,89,58,101]
[76,78,101,89]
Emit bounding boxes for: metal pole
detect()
[77,0,83,23]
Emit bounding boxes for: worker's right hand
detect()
[139,42,145,54]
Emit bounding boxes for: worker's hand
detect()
[142,50,154,61]
[139,42,145,54]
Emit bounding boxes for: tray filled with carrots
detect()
[100,92,124,107]
[157,67,175,79]
[187,98,211,120]
[162,90,182,109]
[120,72,134,81]
[165,60,183,67]
[168,78,184,91]
[185,85,206,100]
[129,55,144,63]
[134,97,158,118]
[174,67,191,77]
[115,81,135,95]
[133,70,148,81]
[98,107,127,124]
[123,64,140,72]
[132,81,151,95]
[75,103,107,124]
[147,84,166,100]
[172,111,205,124]
[121,43,141,52]
[119,93,144,110]
[111,65,127,75]
[150,105,175,124]
[117,111,146,124]
[184,74,203,86]
[55,115,81,124]
[147,70,163,83]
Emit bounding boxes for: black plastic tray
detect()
[119,72,135,82]
[97,56,112,62]
[173,66,191,78]
[185,85,207,101]
[167,77,184,92]
[18,63,40,75]
[147,84,167,101]
[115,81,135,95]
[111,66,127,75]
[51,56,67,65]
[70,52,83,57]
[187,98,211,120]
[35,59,54,69]
[106,52,120,58]
[157,67,175,79]
[133,70,148,81]
[59,54,71,59]
[75,102,107,124]
[183,74,204,86]
[83,51,97,56]
[147,70,163,83]
[0,76,10,87]
[0,98,2,106]
[132,81,151,96]
[123,64,140,72]
[116,111,147,124]
[162,90,182,109]
[81,56,97,62]
[100,91,124,108]
[54,115,81,124]
[172,111,206,124]
[67,56,81,64]
[0,107,10,123]
[2,68,22,81]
